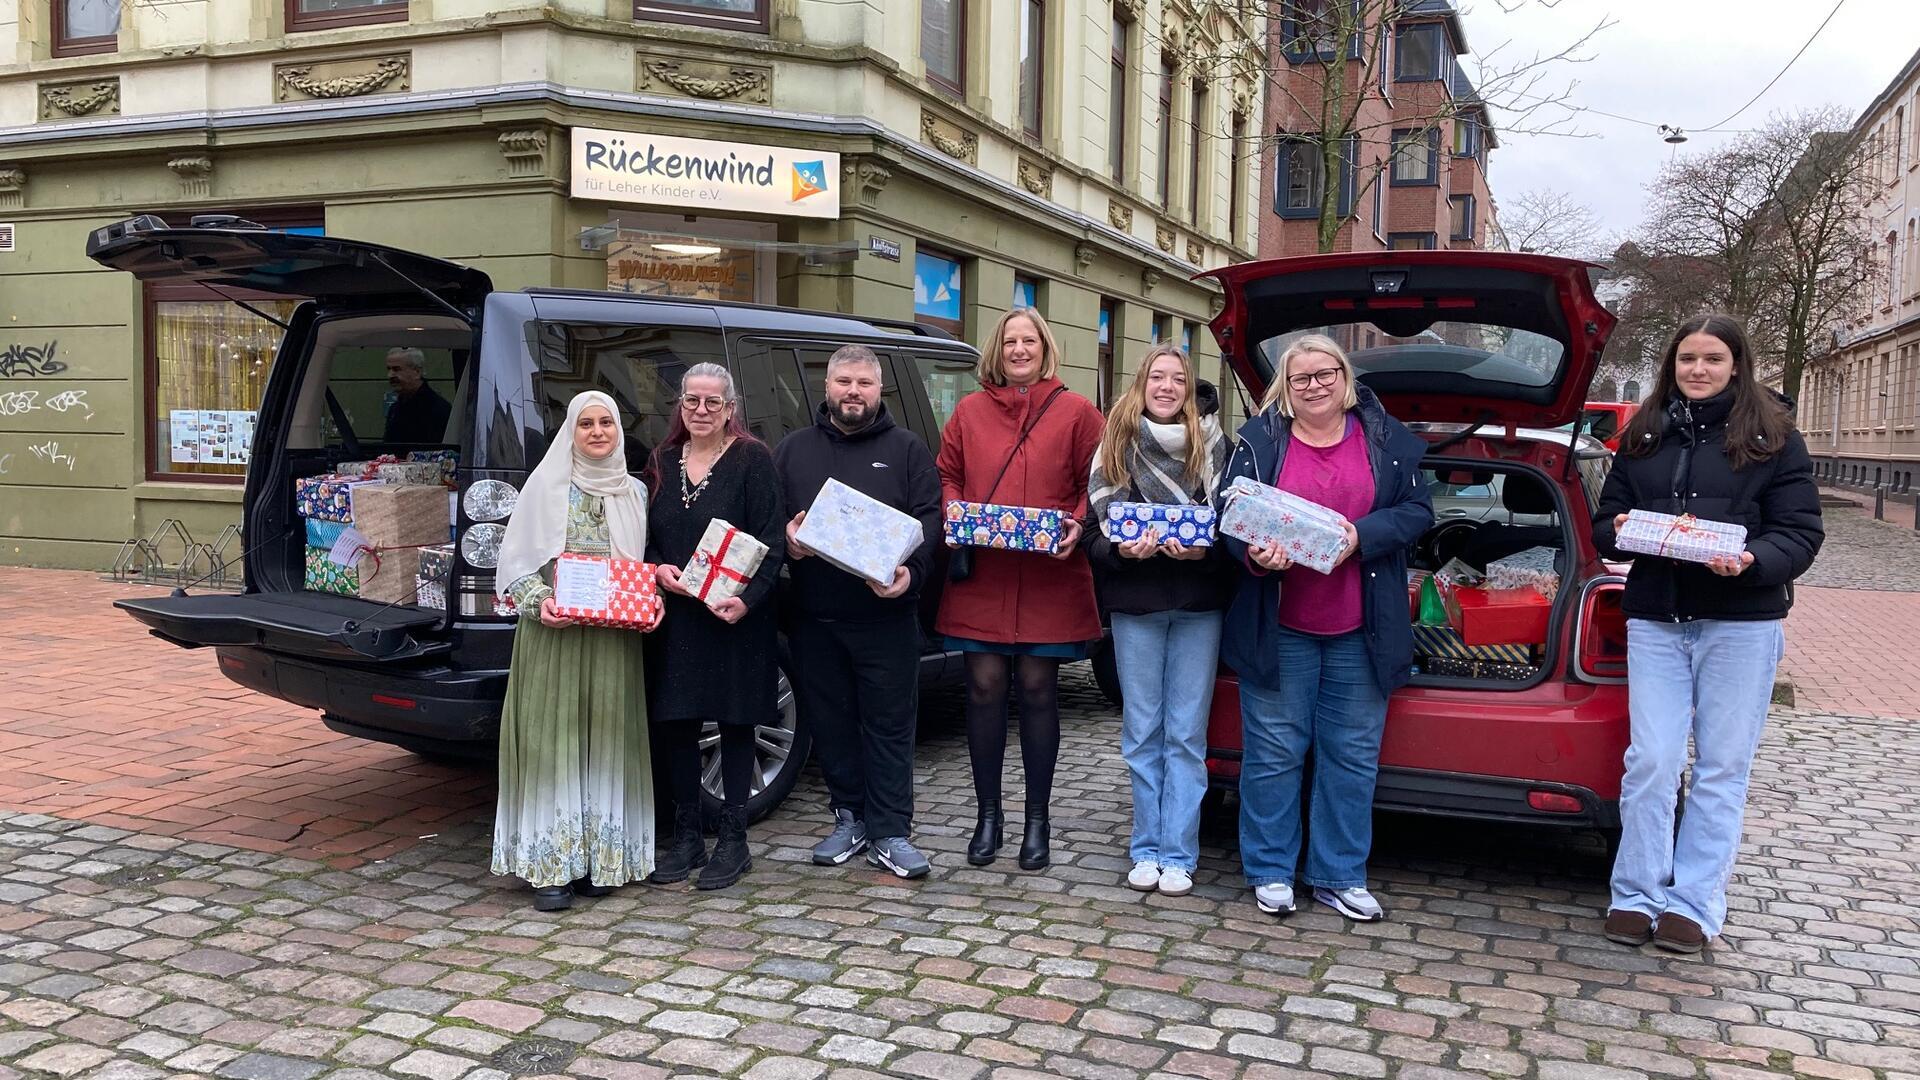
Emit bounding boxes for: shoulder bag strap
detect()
[981,386,1068,504]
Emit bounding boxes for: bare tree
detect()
[1260,0,1609,252]
[1499,188,1602,257]
[1619,109,1876,401]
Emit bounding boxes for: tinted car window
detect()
[795,346,910,433]
[913,352,974,433]
[530,321,727,469]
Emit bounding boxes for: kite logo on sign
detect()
[791,160,829,203]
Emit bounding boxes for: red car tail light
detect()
[1527,790,1584,814]
[1575,577,1628,682]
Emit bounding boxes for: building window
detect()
[1394,24,1442,81]
[1228,111,1247,245]
[1109,13,1130,183]
[914,246,965,337]
[1019,0,1044,139]
[1371,166,1385,242]
[1452,116,1479,158]
[1013,275,1039,309]
[1181,323,1195,355]
[288,0,406,33]
[1279,0,1340,58]
[922,0,965,96]
[1157,58,1176,209]
[1376,23,1390,96]
[54,0,119,54]
[1098,298,1118,409]
[1449,194,1474,241]
[1273,136,1355,219]
[1391,128,1439,185]
[1388,232,1436,250]
[1182,79,1213,224]
[1152,313,1170,342]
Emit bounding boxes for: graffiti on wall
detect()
[0,388,93,420]
[0,341,66,378]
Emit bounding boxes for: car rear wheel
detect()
[698,658,810,826]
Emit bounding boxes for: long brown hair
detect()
[1617,313,1794,471]
[1096,344,1210,493]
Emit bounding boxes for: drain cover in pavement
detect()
[489,1039,579,1075]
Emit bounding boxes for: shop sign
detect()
[571,127,840,220]
[868,236,902,262]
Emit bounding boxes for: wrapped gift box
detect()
[1617,510,1747,564]
[1422,655,1539,681]
[551,554,664,630]
[295,475,384,524]
[1217,477,1349,574]
[1407,569,1432,620]
[304,545,360,596]
[1486,546,1562,598]
[1444,585,1552,647]
[415,543,455,611]
[375,461,445,487]
[352,483,451,549]
[795,477,925,585]
[1411,624,1539,665]
[305,517,350,550]
[681,518,769,610]
[407,449,459,486]
[354,545,423,604]
[943,501,1064,554]
[1102,502,1215,547]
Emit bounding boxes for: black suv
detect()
[87,215,983,821]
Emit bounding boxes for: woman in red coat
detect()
[937,307,1104,871]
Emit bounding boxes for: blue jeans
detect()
[1612,618,1783,938]
[1237,627,1387,889]
[1112,610,1223,872]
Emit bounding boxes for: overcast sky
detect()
[1463,0,1918,243]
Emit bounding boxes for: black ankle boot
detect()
[571,878,612,898]
[966,800,1004,866]
[532,885,573,911]
[696,805,752,890]
[649,802,708,884]
[1018,811,1050,870]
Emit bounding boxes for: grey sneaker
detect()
[867,836,932,879]
[1314,885,1386,922]
[811,809,868,866]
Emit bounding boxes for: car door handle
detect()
[1439,508,1470,518]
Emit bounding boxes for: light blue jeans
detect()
[1238,628,1387,890]
[1112,609,1223,872]
[1613,618,1784,938]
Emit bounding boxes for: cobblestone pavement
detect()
[1798,496,1920,593]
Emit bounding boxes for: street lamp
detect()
[1659,125,1688,145]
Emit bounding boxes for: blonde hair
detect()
[978,307,1062,386]
[1097,344,1210,493]
[1262,333,1360,416]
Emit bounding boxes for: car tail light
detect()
[370,693,417,709]
[1527,790,1584,814]
[1575,577,1628,682]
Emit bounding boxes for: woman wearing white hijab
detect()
[492,391,654,911]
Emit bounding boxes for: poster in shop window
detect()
[168,410,202,464]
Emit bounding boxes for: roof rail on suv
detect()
[519,288,958,341]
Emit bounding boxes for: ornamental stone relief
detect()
[275,54,409,103]
[38,78,119,121]
[636,52,772,105]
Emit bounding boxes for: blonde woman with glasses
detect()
[1215,334,1432,923]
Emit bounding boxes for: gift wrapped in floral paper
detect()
[415,543,455,611]
[1486,546,1562,599]
[336,455,400,478]
[304,544,361,596]
[1616,510,1747,565]
[295,475,385,524]
[1101,502,1215,547]
[551,554,665,630]
[374,461,445,487]
[943,501,1064,554]
[681,518,769,610]
[794,478,926,585]
[406,449,459,486]
[1217,476,1349,574]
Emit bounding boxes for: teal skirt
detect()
[945,635,1092,661]
[491,616,655,888]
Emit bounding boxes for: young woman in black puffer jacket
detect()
[1592,313,1823,955]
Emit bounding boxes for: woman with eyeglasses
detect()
[1216,334,1432,924]
[644,363,786,891]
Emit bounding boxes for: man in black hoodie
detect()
[774,344,942,879]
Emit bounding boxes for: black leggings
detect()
[964,652,1062,816]
[659,723,757,810]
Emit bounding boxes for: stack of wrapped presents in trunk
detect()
[295,452,458,606]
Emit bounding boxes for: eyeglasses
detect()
[1286,367,1344,391]
[681,395,730,413]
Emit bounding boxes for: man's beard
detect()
[834,399,872,427]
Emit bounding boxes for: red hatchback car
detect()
[1200,251,1632,836]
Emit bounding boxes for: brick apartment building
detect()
[1259,0,1500,260]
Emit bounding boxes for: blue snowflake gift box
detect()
[1101,502,1215,547]
[943,501,1064,554]
[794,477,926,585]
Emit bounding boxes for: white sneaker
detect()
[1157,867,1193,897]
[1126,861,1160,891]
[1253,882,1296,916]
[1314,886,1386,922]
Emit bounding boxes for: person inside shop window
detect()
[384,347,452,445]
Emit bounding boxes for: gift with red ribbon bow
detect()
[551,554,664,631]
[1617,509,1747,565]
[681,517,769,611]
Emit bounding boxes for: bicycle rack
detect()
[101,518,244,591]
[204,524,243,590]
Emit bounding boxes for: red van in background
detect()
[1580,401,1639,451]
[1200,252,1631,838]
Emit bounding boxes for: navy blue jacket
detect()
[1215,385,1433,695]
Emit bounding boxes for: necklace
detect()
[680,441,726,508]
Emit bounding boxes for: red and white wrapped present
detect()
[1217,476,1351,574]
[681,518,769,610]
[551,554,664,631]
[1616,510,1747,565]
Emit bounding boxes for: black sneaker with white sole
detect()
[811,809,868,866]
[867,836,931,879]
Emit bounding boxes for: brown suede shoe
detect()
[1653,913,1707,954]
[1603,909,1654,946]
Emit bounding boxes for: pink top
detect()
[1274,415,1376,635]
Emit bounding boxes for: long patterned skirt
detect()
[491,618,655,887]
